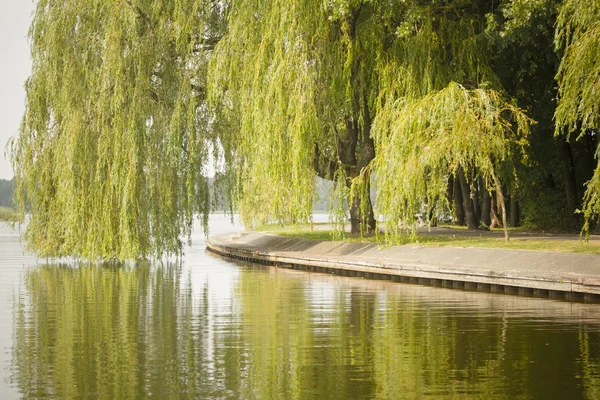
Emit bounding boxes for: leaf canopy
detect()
[210,0,531,236]
[11,0,226,259]
[555,0,600,233]
[10,0,552,259]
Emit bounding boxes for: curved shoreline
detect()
[206,232,600,301]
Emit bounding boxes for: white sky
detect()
[0,0,35,180]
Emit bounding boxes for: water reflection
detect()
[10,259,600,399]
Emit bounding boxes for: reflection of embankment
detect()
[212,250,600,326]
[261,262,600,325]
[229,256,600,399]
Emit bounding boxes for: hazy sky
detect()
[0,0,35,180]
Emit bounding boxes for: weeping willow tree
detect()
[12,0,535,260]
[208,0,323,230]
[371,10,532,240]
[209,0,531,239]
[555,0,600,234]
[373,83,530,240]
[10,0,227,259]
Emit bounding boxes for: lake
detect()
[2,215,600,399]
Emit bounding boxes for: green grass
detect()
[254,222,330,232]
[270,229,600,255]
[424,237,600,254]
[0,207,18,222]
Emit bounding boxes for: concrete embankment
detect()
[206,232,600,300]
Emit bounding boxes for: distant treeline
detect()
[0,179,13,208]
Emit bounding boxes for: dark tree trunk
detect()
[472,178,480,219]
[510,197,520,227]
[315,8,380,234]
[558,137,579,227]
[480,186,492,228]
[453,175,465,226]
[458,166,479,230]
[580,133,599,231]
[446,176,454,206]
[496,184,510,241]
[480,177,491,227]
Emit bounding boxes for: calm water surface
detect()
[2,216,600,399]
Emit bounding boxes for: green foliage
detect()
[373,82,530,239]
[209,0,323,229]
[13,0,600,259]
[555,0,600,234]
[0,207,18,222]
[10,0,226,259]
[518,169,573,230]
[210,0,532,241]
[555,0,600,138]
[486,0,569,231]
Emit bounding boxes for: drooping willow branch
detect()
[9,0,227,259]
[371,82,530,241]
[555,0,600,235]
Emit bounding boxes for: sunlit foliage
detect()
[13,0,600,259]
[10,0,226,259]
[374,82,530,239]
[210,0,531,238]
[209,0,325,228]
[555,0,600,234]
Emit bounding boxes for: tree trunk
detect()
[490,192,502,228]
[458,167,478,230]
[558,137,579,228]
[427,198,437,227]
[480,182,492,228]
[453,175,465,226]
[472,172,480,218]
[348,180,376,235]
[496,185,509,241]
[446,176,454,207]
[510,197,520,227]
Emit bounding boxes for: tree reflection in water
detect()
[10,261,600,399]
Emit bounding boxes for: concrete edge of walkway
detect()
[206,232,600,301]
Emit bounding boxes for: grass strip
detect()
[266,229,600,255]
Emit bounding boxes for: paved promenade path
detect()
[207,231,600,299]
